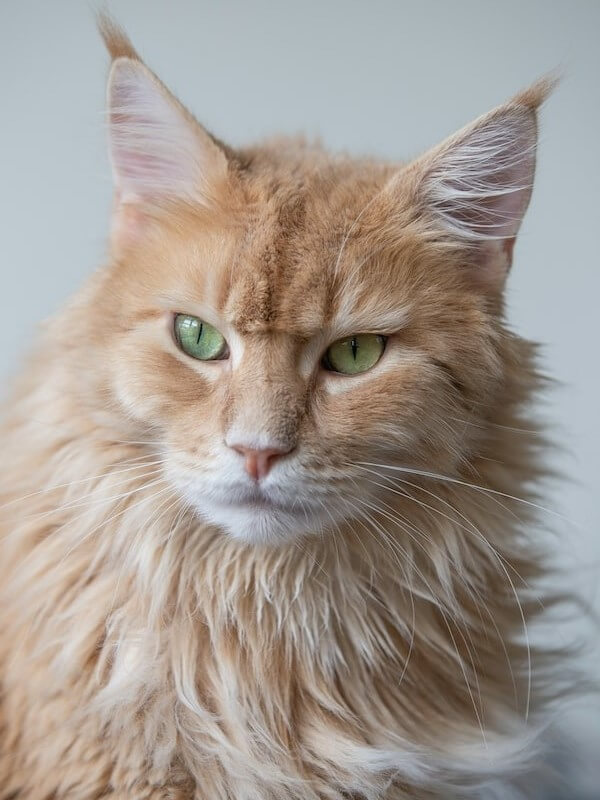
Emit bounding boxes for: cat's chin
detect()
[197,501,316,545]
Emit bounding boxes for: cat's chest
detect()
[104,579,396,752]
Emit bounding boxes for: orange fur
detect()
[0,17,563,800]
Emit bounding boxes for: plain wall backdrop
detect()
[1,0,598,794]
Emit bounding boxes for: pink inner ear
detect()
[424,109,537,245]
[110,111,176,198]
[110,105,195,203]
[109,104,192,203]
[419,109,538,288]
[107,59,206,207]
[444,174,532,241]
[106,58,230,239]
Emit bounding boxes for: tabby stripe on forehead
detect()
[223,187,310,331]
[265,190,308,320]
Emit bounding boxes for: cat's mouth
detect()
[174,471,332,542]
[221,488,297,513]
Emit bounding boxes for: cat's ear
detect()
[406,80,554,288]
[99,15,229,246]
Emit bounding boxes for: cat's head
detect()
[89,18,550,544]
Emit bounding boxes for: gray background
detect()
[1,1,598,794]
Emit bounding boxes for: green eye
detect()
[323,334,386,375]
[174,314,228,361]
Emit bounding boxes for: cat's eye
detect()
[174,314,228,361]
[323,334,386,375]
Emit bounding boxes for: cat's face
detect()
[91,32,543,543]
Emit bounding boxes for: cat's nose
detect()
[230,444,291,481]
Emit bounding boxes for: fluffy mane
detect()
[0,17,570,800]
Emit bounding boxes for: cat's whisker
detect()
[350,487,517,723]
[353,460,579,529]
[351,499,440,610]
[344,476,380,586]
[355,469,533,722]
[354,464,540,596]
[25,481,174,632]
[350,502,415,608]
[366,507,487,747]
[110,438,180,449]
[20,478,172,581]
[296,498,331,580]
[109,491,183,618]
[354,493,473,636]
[447,416,545,436]
[349,501,488,742]
[342,498,416,679]
[0,455,170,514]
[361,487,493,604]
[56,481,173,575]
[364,488,520,709]
[0,467,170,552]
[165,499,192,546]
[1,465,168,531]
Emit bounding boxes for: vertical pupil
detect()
[196,321,203,345]
[351,337,358,359]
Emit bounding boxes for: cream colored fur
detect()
[0,17,563,800]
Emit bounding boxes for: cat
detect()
[0,14,564,800]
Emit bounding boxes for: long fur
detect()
[0,18,568,800]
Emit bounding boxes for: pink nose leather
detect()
[231,445,289,481]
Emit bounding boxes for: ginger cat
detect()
[0,16,561,800]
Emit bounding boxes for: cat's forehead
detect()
[219,155,398,335]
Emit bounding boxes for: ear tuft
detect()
[509,74,559,112]
[98,11,140,61]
